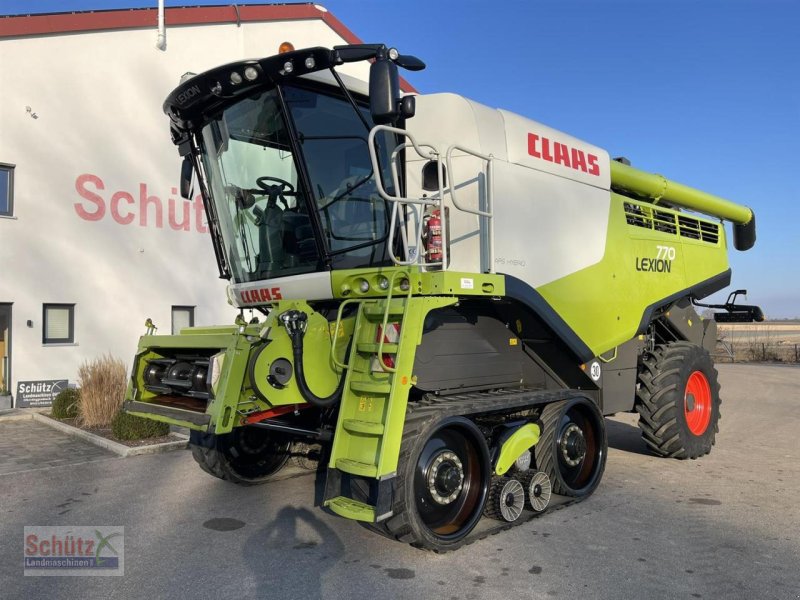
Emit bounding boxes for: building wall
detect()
[0,14,370,398]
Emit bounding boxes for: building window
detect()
[172,306,195,334]
[0,164,14,217]
[43,304,75,344]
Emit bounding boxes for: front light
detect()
[209,352,226,396]
[244,66,259,81]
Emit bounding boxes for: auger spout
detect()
[610,159,755,250]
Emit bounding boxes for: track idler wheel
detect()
[535,397,607,497]
[484,477,526,522]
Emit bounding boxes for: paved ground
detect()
[0,420,115,476]
[0,364,798,599]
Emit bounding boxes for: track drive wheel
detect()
[635,341,721,459]
[189,426,291,485]
[534,397,607,497]
[484,477,526,522]
[381,416,491,552]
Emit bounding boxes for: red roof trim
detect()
[0,3,417,92]
[1,5,324,38]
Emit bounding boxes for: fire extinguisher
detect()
[425,209,443,262]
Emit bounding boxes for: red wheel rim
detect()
[684,370,712,435]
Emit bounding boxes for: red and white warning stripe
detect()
[371,322,401,372]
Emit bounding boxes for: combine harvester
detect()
[124,44,760,551]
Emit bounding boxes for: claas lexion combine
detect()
[123,44,761,550]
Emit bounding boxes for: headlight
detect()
[208,351,226,397]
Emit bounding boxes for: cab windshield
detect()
[199,83,397,283]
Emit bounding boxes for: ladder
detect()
[324,285,456,522]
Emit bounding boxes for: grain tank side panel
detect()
[535,193,730,356]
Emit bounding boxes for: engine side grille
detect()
[624,201,720,245]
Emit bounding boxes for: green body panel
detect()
[330,267,505,300]
[125,326,255,433]
[246,300,351,409]
[495,423,541,476]
[124,303,351,434]
[610,160,753,225]
[537,193,729,357]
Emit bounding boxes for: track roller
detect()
[520,470,551,512]
[484,477,526,522]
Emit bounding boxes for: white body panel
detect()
[228,271,333,307]
[0,15,367,396]
[405,94,611,284]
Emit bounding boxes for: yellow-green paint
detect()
[327,496,376,522]
[495,423,541,476]
[247,300,352,409]
[537,193,729,357]
[124,304,354,434]
[330,267,505,300]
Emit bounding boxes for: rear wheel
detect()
[635,342,721,459]
[534,397,607,497]
[381,416,491,551]
[190,426,291,485]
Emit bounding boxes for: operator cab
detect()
[163,45,422,286]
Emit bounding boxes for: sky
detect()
[3,0,800,317]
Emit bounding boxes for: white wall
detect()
[0,17,370,394]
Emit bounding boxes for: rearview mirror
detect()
[180,156,193,199]
[369,58,400,125]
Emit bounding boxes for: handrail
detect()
[444,145,493,217]
[367,124,494,272]
[444,144,495,273]
[330,298,363,370]
[375,270,412,373]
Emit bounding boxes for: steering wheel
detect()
[255,176,297,209]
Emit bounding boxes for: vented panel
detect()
[624,202,719,245]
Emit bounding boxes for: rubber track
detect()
[535,401,571,495]
[378,388,590,552]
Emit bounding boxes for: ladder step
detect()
[362,301,405,320]
[350,380,392,394]
[342,419,385,436]
[356,342,399,354]
[336,458,379,478]
[325,496,376,522]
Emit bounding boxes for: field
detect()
[716,321,800,362]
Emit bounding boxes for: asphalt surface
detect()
[1,364,798,599]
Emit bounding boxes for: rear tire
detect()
[635,342,721,459]
[534,397,607,497]
[189,427,291,485]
